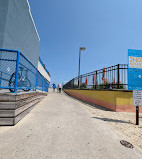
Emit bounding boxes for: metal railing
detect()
[63,64,128,90]
[0,48,49,92]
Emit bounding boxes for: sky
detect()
[28,0,142,85]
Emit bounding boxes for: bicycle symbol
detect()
[9,67,31,92]
[135,100,140,105]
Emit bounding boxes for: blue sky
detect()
[29,0,142,84]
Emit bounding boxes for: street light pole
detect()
[78,47,86,87]
[78,48,81,84]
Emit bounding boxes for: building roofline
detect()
[39,57,51,76]
[26,0,40,41]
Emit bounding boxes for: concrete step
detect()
[0,91,47,102]
[0,95,44,110]
[0,91,47,126]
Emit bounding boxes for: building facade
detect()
[38,57,51,83]
[0,0,40,68]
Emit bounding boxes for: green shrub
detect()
[80,83,87,89]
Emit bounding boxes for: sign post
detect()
[136,106,139,125]
[133,90,142,125]
[128,49,142,125]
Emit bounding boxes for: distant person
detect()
[52,82,56,92]
[58,83,62,93]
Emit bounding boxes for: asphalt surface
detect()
[0,91,142,159]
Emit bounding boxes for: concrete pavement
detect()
[0,91,141,159]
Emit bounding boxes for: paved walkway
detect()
[0,92,142,159]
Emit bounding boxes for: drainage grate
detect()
[120,140,134,149]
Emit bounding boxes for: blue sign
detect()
[128,49,142,90]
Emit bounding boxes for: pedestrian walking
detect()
[58,83,62,93]
[52,82,56,92]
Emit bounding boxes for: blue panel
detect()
[128,49,142,90]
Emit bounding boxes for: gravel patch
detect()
[85,104,142,151]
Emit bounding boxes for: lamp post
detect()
[78,47,86,87]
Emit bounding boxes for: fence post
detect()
[0,72,2,86]
[47,82,48,93]
[80,75,82,86]
[14,51,20,93]
[95,71,97,89]
[78,77,80,88]
[35,70,38,91]
[42,78,44,92]
[117,64,120,89]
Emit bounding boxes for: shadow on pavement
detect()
[92,117,133,124]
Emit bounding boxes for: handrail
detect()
[0,48,50,92]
